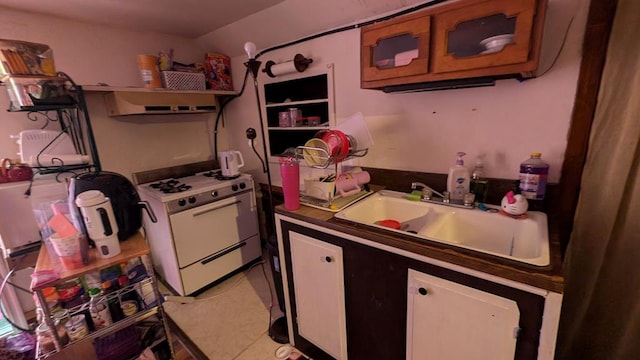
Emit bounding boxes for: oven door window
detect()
[170,191,258,268]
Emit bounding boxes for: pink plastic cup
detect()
[280,157,300,210]
[49,232,83,270]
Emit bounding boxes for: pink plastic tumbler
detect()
[280,156,300,210]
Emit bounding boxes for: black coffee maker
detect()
[68,171,156,241]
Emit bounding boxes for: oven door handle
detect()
[192,199,241,217]
[201,241,247,265]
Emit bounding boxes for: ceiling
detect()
[0,0,433,57]
[0,0,288,38]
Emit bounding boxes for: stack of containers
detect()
[0,39,71,111]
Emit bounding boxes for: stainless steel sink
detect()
[334,190,550,266]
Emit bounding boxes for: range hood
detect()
[382,77,496,93]
[104,91,217,116]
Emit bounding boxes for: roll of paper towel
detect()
[269,61,299,76]
[29,154,90,167]
[263,54,313,77]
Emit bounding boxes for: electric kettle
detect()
[219,150,245,177]
[75,190,121,258]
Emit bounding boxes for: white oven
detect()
[171,190,257,267]
[137,171,262,296]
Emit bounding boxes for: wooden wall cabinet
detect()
[361,14,431,83]
[361,0,548,90]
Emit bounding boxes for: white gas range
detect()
[136,169,262,296]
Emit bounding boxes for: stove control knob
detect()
[188,196,196,204]
[211,191,218,198]
[239,182,246,190]
[232,184,239,191]
[178,199,186,207]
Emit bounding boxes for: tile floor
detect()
[160,255,289,360]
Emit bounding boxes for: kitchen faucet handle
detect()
[421,188,432,200]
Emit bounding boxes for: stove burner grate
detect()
[164,184,192,193]
[201,170,220,178]
[150,180,192,193]
[201,170,240,180]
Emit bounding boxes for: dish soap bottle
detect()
[470,159,489,203]
[519,152,549,200]
[447,152,470,202]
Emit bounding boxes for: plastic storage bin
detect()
[161,71,206,90]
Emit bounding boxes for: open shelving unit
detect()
[31,233,173,360]
[259,64,336,159]
[4,75,101,176]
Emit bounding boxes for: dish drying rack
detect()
[289,144,371,212]
[294,145,369,169]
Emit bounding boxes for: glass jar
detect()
[52,309,69,328]
[36,323,56,353]
[278,111,291,127]
[52,308,70,345]
[288,108,301,127]
[35,300,60,324]
[64,314,88,342]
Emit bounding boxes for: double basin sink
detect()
[334,190,549,267]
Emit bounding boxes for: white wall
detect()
[0,7,226,181]
[1,0,589,187]
[222,0,589,188]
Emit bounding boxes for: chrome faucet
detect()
[410,182,445,199]
[411,181,474,209]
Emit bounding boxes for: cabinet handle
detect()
[324,256,333,263]
[418,287,428,296]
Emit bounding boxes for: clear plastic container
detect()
[519,152,549,200]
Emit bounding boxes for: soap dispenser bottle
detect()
[447,152,470,202]
[470,159,489,203]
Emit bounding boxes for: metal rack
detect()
[32,233,173,359]
[295,144,369,169]
[5,75,101,176]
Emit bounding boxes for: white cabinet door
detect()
[289,231,348,360]
[406,269,520,360]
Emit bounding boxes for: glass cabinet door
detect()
[361,15,430,82]
[432,0,536,74]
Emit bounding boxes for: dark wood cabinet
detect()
[361,0,548,90]
[278,219,547,360]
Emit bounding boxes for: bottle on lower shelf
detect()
[88,288,112,330]
[118,275,143,316]
[101,280,125,322]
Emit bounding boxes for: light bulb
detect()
[244,41,257,60]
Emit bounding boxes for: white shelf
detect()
[81,85,237,96]
[260,65,336,158]
[266,98,328,108]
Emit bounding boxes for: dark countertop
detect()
[274,185,564,294]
